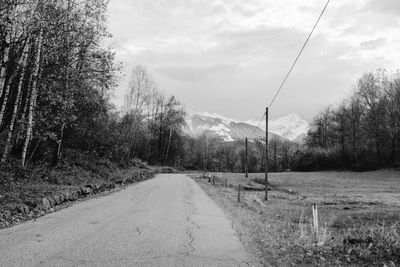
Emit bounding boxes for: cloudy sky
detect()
[107,0,400,121]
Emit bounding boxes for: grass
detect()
[191,170,400,266]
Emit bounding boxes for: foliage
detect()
[0,1,187,171]
[300,69,400,171]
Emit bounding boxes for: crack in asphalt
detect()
[182,183,200,256]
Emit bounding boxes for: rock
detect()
[85,184,94,189]
[70,191,78,201]
[80,186,92,195]
[2,210,12,220]
[47,196,56,207]
[59,194,65,203]
[94,184,102,192]
[98,183,106,191]
[115,180,125,185]
[107,182,116,189]
[62,191,71,200]
[53,195,62,205]
[42,198,51,209]
[18,205,30,215]
[62,190,78,201]
[24,200,38,209]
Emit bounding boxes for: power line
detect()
[269,0,330,108]
[247,0,329,140]
[248,112,266,140]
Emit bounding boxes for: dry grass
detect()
[191,170,400,266]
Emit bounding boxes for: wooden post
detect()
[312,203,319,234]
[265,107,269,201]
[238,184,241,202]
[245,137,248,178]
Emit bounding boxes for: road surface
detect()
[0,174,260,266]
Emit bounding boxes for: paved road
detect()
[0,174,260,266]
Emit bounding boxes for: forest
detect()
[303,69,400,171]
[0,0,186,175]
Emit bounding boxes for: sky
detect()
[106,0,400,121]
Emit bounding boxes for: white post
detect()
[312,203,319,234]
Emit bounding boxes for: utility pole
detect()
[245,137,248,178]
[265,107,269,201]
[158,111,163,163]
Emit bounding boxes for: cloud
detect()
[156,64,240,82]
[107,0,400,121]
[365,0,400,15]
[360,38,387,50]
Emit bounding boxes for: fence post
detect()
[265,107,269,201]
[225,178,227,188]
[245,137,248,178]
[312,203,319,234]
[238,184,241,202]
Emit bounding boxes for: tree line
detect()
[180,133,299,173]
[303,69,400,171]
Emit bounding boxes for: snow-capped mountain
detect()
[185,112,310,143]
[248,113,311,141]
[185,112,265,142]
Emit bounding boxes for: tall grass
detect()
[298,208,331,246]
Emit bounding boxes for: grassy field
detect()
[191,171,400,266]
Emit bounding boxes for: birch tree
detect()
[1,38,30,164]
[21,27,42,167]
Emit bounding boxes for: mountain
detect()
[185,112,264,142]
[269,113,310,141]
[185,112,310,143]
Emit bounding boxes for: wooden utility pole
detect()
[245,137,248,178]
[265,107,269,201]
[158,111,163,163]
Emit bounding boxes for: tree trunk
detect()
[0,39,28,126]
[20,71,33,120]
[1,39,30,164]
[340,120,346,164]
[0,76,13,127]
[391,137,396,167]
[51,0,71,166]
[0,21,12,99]
[272,145,277,171]
[375,131,381,166]
[163,129,172,165]
[52,123,65,166]
[158,111,162,163]
[21,28,43,168]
